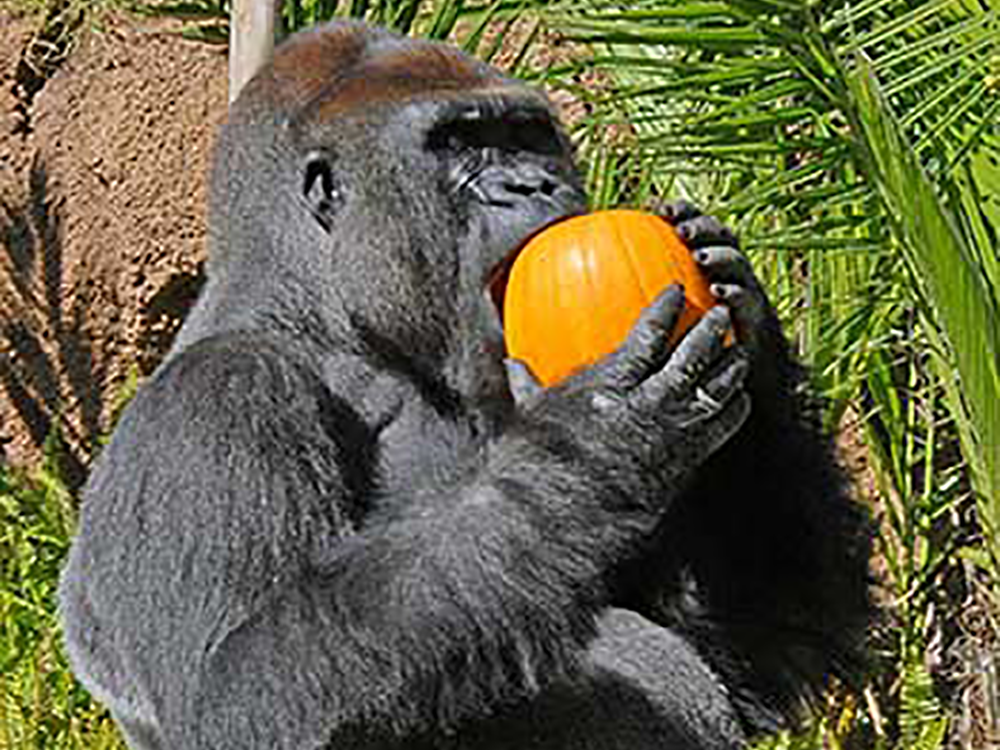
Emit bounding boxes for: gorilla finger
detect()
[693,246,755,286]
[710,283,767,336]
[651,199,701,225]
[639,306,732,401]
[692,392,752,455]
[694,349,750,415]
[601,284,686,391]
[505,358,544,405]
[676,216,738,249]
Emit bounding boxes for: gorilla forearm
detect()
[192,503,602,747]
[688,312,864,620]
[632,310,870,723]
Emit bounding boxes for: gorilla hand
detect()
[654,200,796,403]
[520,285,751,506]
[656,200,768,352]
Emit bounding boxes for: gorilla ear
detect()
[303,152,343,234]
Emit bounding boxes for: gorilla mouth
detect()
[485,221,548,335]
[486,247,518,333]
[484,212,578,340]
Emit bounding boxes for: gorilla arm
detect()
[618,207,871,728]
[60,296,749,749]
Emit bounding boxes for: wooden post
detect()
[229,0,278,103]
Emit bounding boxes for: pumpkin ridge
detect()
[618,211,657,309]
[574,218,602,376]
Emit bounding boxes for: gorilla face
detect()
[424,96,588,359]
[435,100,586,401]
[294,87,586,398]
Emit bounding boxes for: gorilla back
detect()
[59,21,869,750]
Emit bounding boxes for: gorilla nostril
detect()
[505,182,537,197]
[504,180,558,198]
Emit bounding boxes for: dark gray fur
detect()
[59,21,868,750]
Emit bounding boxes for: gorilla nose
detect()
[503,175,558,198]
[478,164,563,205]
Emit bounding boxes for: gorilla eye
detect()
[303,153,343,234]
[428,110,563,157]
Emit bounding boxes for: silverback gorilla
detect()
[59,20,869,750]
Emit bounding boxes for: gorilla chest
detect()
[377,397,483,500]
[327,363,485,506]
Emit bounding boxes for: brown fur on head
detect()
[232,22,523,125]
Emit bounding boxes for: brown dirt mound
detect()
[0,10,227,480]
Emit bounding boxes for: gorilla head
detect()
[184,22,587,405]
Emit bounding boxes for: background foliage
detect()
[1,0,997,747]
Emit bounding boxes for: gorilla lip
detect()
[486,212,583,336]
[486,220,553,334]
[487,249,517,332]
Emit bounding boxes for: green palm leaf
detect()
[846,60,1000,513]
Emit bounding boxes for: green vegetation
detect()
[1,0,997,746]
[0,442,125,749]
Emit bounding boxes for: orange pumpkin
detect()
[503,209,716,386]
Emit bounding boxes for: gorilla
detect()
[59,20,869,750]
